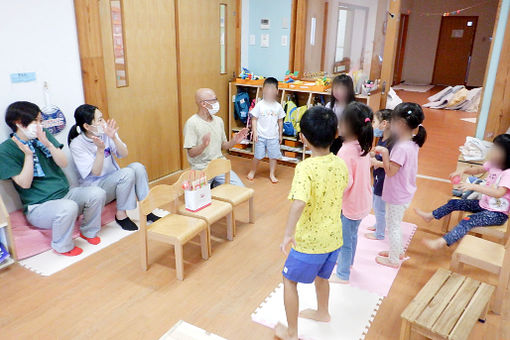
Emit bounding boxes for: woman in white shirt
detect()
[68,104,159,231]
[325,74,356,154]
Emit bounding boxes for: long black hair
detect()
[68,104,98,145]
[329,74,356,109]
[341,102,374,156]
[392,102,427,147]
[493,134,510,170]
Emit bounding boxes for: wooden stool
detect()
[400,268,494,340]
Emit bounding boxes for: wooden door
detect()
[432,16,478,85]
[175,0,237,168]
[393,13,409,85]
[98,0,181,180]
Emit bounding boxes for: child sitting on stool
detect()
[276,106,348,340]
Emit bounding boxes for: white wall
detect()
[401,0,498,86]
[0,0,85,211]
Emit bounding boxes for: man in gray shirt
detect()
[183,88,248,187]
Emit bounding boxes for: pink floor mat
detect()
[10,202,117,260]
[345,214,417,297]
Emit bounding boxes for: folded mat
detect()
[10,201,117,259]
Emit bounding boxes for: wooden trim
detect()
[320,1,328,71]
[235,0,241,75]
[392,13,409,85]
[174,0,185,169]
[288,0,297,70]
[379,0,401,110]
[74,0,109,117]
[293,0,307,72]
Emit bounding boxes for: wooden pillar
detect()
[74,0,109,116]
[482,9,510,139]
[289,0,307,72]
[379,0,402,110]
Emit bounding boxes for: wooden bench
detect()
[400,268,494,340]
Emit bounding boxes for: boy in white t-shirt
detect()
[247,77,286,183]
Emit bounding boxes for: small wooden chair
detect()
[139,183,209,281]
[205,159,255,236]
[450,235,510,314]
[176,170,233,256]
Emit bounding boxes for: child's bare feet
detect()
[375,256,400,268]
[377,251,404,260]
[414,208,434,223]
[422,238,447,250]
[247,171,255,181]
[270,174,279,183]
[365,232,382,240]
[299,309,331,322]
[274,323,298,340]
[367,225,376,231]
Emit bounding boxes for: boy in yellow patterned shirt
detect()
[275,106,348,340]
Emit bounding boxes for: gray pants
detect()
[96,162,149,211]
[210,170,245,188]
[26,186,106,253]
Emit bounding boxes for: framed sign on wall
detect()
[109,0,128,87]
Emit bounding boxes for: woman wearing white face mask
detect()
[68,104,160,231]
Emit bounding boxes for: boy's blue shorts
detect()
[282,248,340,284]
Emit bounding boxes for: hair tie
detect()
[76,126,81,134]
[418,124,423,127]
[407,110,412,115]
[364,117,371,123]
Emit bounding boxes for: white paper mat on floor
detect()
[461,117,477,123]
[392,84,434,92]
[252,283,383,340]
[160,320,226,340]
[17,208,149,276]
[18,222,135,276]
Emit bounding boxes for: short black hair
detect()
[263,77,278,89]
[5,101,40,132]
[299,106,337,149]
[375,109,393,122]
[493,134,510,170]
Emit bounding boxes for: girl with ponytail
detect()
[331,102,374,284]
[374,102,426,268]
[68,104,161,231]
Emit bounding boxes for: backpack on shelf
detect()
[234,91,250,124]
[283,100,308,136]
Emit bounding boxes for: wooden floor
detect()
[1,89,508,340]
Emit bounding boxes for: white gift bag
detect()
[184,184,212,212]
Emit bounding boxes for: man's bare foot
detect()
[365,232,382,240]
[270,175,279,183]
[299,308,331,322]
[377,251,404,260]
[247,171,255,181]
[375,256,400,268]
[414,208,434,223]
[422,238,447,250]
[329,274,349,284]
[367,225,376,231]
[274,323,298,340]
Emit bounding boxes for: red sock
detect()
[80,233,101,245]
[58,246,83,257]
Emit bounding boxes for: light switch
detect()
[261,34,270,48]
[249,34,256,45]
[281,35,288,46]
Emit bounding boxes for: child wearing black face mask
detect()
[366,109,394,241]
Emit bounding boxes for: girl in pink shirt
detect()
[375,103,427,268]
[417,134,510,250]
[331,102,373,283]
